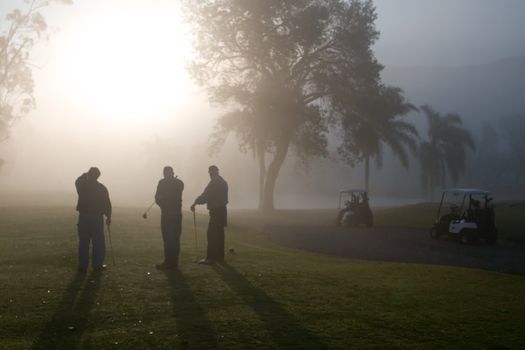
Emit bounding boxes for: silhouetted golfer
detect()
[155,166,184,270]
[191,165,228,264]
[75,167,112,272]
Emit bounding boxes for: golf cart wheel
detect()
[429,227,440,239]
[460,230,474,245]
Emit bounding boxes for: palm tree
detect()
[339,85,418,194]
[419,105,475,200]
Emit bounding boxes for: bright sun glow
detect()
[58,4,192,121]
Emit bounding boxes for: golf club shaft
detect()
[107,224,116,266]
[193,211,198,260]
[144,201,155,215]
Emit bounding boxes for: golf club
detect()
[142,201,155,219]
[193,210,198,262]
[107,223,116,266]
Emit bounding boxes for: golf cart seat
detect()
[336,189,373,227]
[430,188,498,245]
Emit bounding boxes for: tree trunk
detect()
[364,155,370,194]
[261,138,291,212]
[429,171,435,202]
[257,145,266,210]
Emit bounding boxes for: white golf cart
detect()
[336,189,373,227]
[429,189,498,245]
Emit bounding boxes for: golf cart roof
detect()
[340,189,367,194]
[443,188,490,196]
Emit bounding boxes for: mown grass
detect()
[1,206,525,349]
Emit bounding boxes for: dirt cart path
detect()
[267,224,525,276]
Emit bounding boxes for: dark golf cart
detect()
[429,189,498,245]
[336,189,373,227]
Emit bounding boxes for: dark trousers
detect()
[206,207,227,262]
[161,211,182,265]
[77,213,105,269]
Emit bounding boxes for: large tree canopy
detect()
[183,0,384,210]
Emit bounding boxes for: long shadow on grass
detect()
[32,271,102,350]
[166,270,218,349]
[214,263,329,349]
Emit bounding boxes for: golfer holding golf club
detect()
[191,165,228,264]
[154,166,184,270]
[75,167,112,272]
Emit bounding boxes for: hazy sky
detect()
[373,0,525,66]
[1,0,524,66]
[1,0,525,206]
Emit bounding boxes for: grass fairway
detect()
[1,207,525,349]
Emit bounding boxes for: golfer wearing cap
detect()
[75,167,112,272]
[155,166,184,270]
[191,165,228,264]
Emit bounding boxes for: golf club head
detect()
[228,247,236,255]
[142,213,147,219]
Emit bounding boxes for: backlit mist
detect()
[1,0,524,208]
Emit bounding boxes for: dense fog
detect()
[1,0,524,209]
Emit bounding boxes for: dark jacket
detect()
[155,176,184,212]
[195,174,228,210]
[75,174,112,217]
